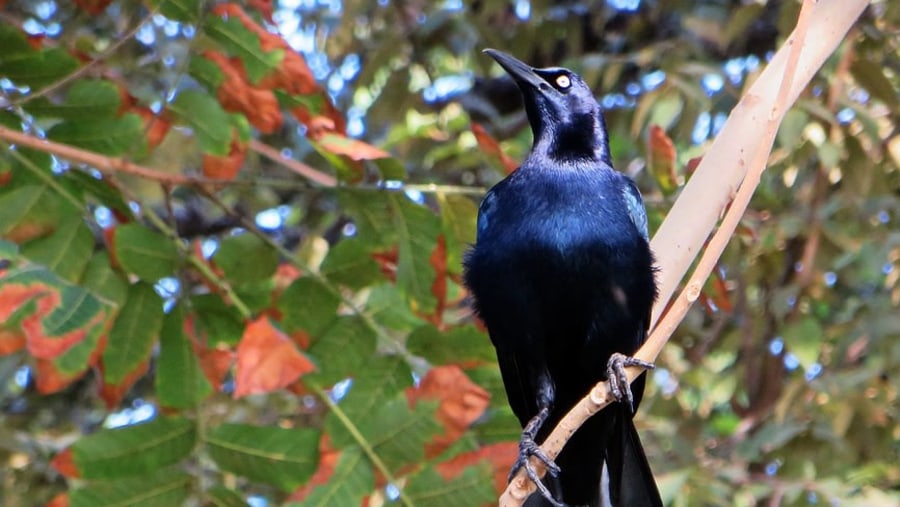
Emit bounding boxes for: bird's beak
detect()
[483,49,546,90]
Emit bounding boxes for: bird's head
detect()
[484,48,610,164]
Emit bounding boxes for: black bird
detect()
[463,50,663,507]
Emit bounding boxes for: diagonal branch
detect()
[500,0,868,504]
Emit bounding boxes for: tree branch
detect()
[500,0,868,504]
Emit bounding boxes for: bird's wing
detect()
[476,179,507,240]
[621,178,649,241]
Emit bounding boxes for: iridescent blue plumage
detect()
[464,50,662,507]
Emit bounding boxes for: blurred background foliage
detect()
[0,0,898,506]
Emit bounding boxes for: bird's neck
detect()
[531,111,612,166]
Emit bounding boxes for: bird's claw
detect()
[607,352,655,412]
[508,407,563,507]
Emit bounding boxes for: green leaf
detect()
[206,486,250,507]
[407,324,495,366]
[80,252,129,306]
[279,276,340,336]
[24,79,121,120]
[0,47,79,90]
[782,317,823,370]
[364,397,441,473]
[103,282,164,384]
[205,423,320,491]
[47,113,146,156]
[113,224,180,282]
[157,305,213,409]
[21,214,93,283]
[290,447,373,507]
[148,0,202,23]
[326,356,412,447]
[373,158,408,180]
[366,284,425,331]
[319,239,383,289]
[190,294,244,346]
[438,194,477,275]
[0,24,36,63]
[306,316,376,386]
[188,54,225,91]
[403,463,495,507]
[69,469,191,507]
[213,233,278,286]
[851,56,898,107]
[0,185,58,242]
[169,89,233,156]
[337,190,395,248]
[72,416,195,479]
[204,16,283,83]
[390,194,441,313]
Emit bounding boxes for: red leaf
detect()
[287,434,341,501]
[0,328,26,355]
[234,317,316,398]
[205,50,283,134]
[246,0,274,22]
[34,359,84,394]
[50,448,80,479]
[202,135,247,180]
[316,133,389,161]
[472,123,518,174]
[428,235,448,324]
[647,125,679,193]
[213,4,317,95]
[371,247,398,282]
[73,0,112,15]
[184,315,234,389]
[45,493,70,507]
[406,365,490,457]
[132,107,171,150]
[98,359,150,408]
[292,94,346,137]
[435,442,517,494]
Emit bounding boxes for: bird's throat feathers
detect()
[531,109,613,166]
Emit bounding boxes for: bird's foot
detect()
[508,407,563,507]
[606,352,655,412]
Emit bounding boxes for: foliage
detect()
[0,1,898,506]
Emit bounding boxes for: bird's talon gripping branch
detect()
[607,352,655,412]
[508,407,563,506]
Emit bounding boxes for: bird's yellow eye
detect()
[555,75,571,89]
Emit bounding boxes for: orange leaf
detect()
[647,125,679,194]
[22,290,103,360]
[98,359,150,408]
[50,448,80,479]
[472,123,518,174]
[287,434,340,501]
[371,247,398,282]
[213,4,317,95]
[316,133,389,161]
[184,315,234,389]
[0,328,26,355]
[246,0,274,22]
[406,365,490,457]
[293,95,347,138]
[132,107,171,150]
[205,51,283,134]
[428,235,448,324]
[202,136,247,180]
[45,494,69,507]
[34,359,84,394]
[45,493,70,507]
[234,317,315,398]
[435,442,517,494]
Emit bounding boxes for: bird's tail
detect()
[523,403,662,507]
[599,403,662,507]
